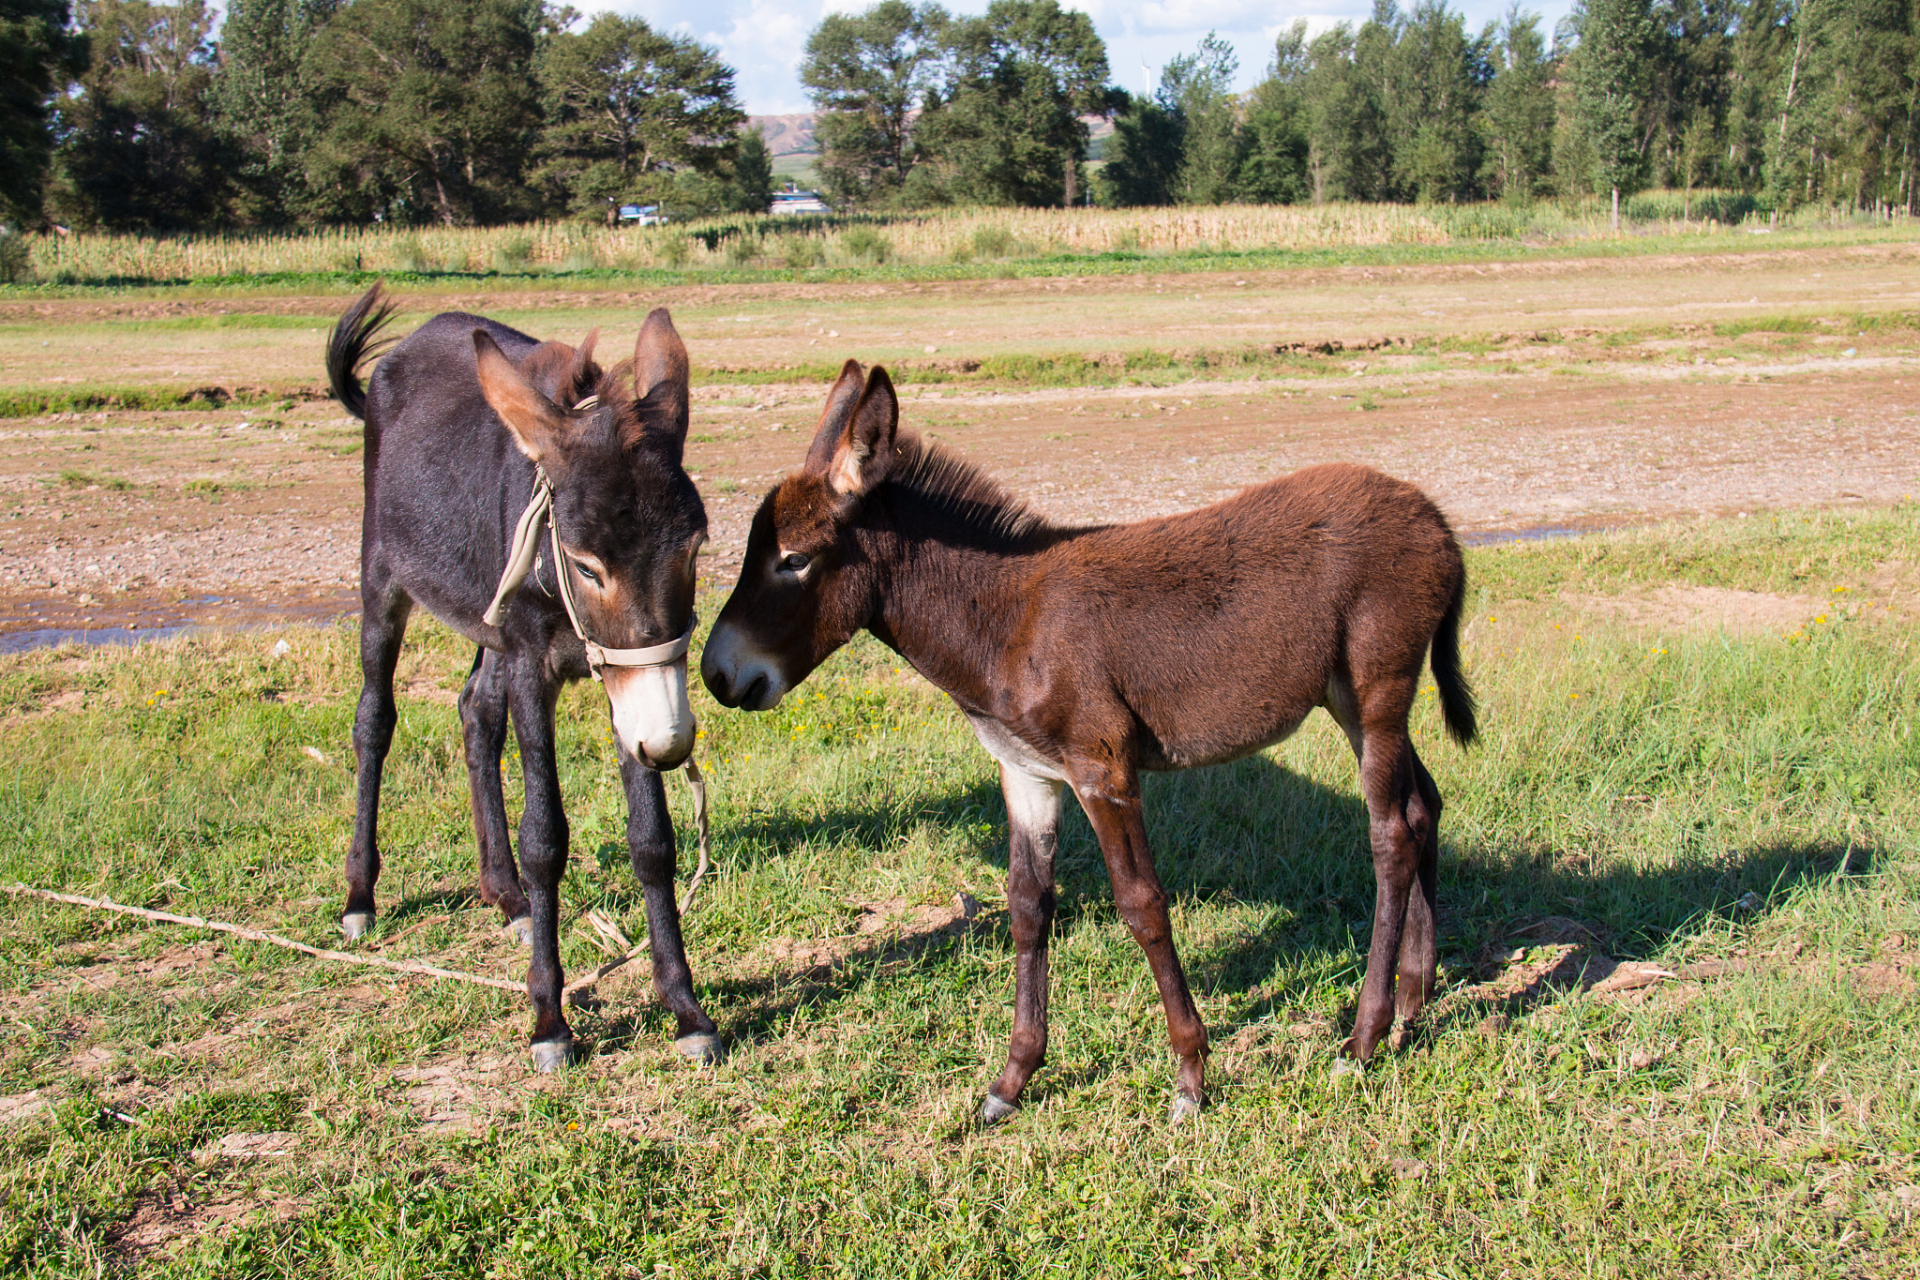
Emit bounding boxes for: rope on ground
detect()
[0,883,523,992]
[5,759,715,1004]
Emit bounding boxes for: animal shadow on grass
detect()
[582,753,1876,1072]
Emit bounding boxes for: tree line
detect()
[1,0,775,231]
[3,0,1917,236]
[810,0,1920,219]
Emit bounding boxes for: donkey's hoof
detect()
[673,1032,723,1065]
[978,1092,1019,1126]
[530,1037,574,1074]
[1168,1093,1204,1125]
[503,916,533,946]
[340,912,374,941]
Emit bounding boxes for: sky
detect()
[580,0,1581,117]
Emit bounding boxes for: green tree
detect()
[800,1,948,209]
[1099,31,1240,207]
[1096,89,1181,205]
[1767,0,1918,211]
[1295,24,1370,203]
[209,0,340,224]
[1163,31,1241,205]
[302,0,543,225]
[1480,5,1555,200]
[47,0,231,230]
[1382,0,1488,203]
[533,12,744,222]
[1570,0,1656,226]
[1235,22,1312,204]
[915,0,1111,207]
[1724,0,1795,192]
[731,126,775,213]
[0,0,87,227]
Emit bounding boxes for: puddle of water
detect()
[1459,524,1593,548]
[0,589,358,655]
[0,625,195,655]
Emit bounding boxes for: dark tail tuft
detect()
[326,283,399,421]
[1431,568,1478,747]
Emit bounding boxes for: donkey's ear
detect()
[566,327,600,403]
[826,365,899,498]
[804,360,866,475]
[628,308,689,446]
[474,330,567,465]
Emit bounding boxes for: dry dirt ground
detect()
[1,239,1916,641]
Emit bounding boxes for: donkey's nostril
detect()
[742,674,768,709]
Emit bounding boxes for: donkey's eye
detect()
[779,551,811,574]
[572,559,601,585]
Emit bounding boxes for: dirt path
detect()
[1,243,1917,643]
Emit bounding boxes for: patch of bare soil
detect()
[742,893,986,982]
[390,1053,524,1131]
[111,1184,299,1266]
[1562,585,1832,636]
[2,247,1917,641]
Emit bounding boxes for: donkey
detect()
[326,284,719,1072]
[701,362,1477,1121]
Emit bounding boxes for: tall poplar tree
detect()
[1570,0,1656,227]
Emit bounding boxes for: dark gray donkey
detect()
[326,284,718,1071]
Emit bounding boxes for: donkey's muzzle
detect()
[699,622,786,711]
[603,658,696,769]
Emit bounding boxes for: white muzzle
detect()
[602,656,696,768]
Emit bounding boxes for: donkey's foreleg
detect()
[982,764,1065,1125]
[342,586,412,940]
[507,664,572,1073]
[1393,747,1443,1026]
[1343,728,1427,1061]
[459,648,531,939]
[1074,772,1209,1122]
[620,756,721,1064]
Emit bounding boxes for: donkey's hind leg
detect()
[460,647,532,940]
[1341,694,1432,1062]
[1392,747,1443,1028]
[342,575,413,939]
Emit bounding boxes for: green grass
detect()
[0,510,1915,1276]
[4,217,1915,303]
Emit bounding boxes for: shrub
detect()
[724,233,761,265]
[0,229,34,284]
[971,225,1016,258]
[841,226,891,264]
[657,235,691,268]
[492,235,535,272]
[781,235,823,269]
[392,238,429,273]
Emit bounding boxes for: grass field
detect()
[1,506,1915,1276]
[5,195,1911,293]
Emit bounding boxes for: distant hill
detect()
[749,114,819,158]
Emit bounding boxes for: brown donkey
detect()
[702,362,1477,1121]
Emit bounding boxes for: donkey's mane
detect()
[884,432,1062,546]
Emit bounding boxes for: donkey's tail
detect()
[1431,566,1479,747]
[326,283,399,421]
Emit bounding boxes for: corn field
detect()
[12,196,1908,285]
